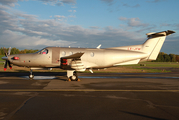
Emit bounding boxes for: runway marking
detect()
[0,89,179,92]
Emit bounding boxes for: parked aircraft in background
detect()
[2,30,175,81]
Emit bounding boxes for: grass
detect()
[121,62,179,68]
[90,63,172,73]
[0,55,4,61]
[135,67,171,73]
[139,62,179,68]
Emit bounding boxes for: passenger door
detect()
[52,48,60,64]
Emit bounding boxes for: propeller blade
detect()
[7,60,12,69]
[4,60,7,71]
[8,47,11,56]
[2,47,12,71]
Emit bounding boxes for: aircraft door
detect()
[52,48,60,64]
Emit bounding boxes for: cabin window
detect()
[69,51,73,55]
[62,51,66,56]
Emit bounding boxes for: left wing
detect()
[61,53,85,71]
[61,53,84,59]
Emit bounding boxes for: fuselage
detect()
[7,47,148,69]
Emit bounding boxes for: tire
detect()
[29,74,34,79]
[70,72,78,81]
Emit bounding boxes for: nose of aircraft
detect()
[2,56,8,60]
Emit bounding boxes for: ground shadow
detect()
[119,110,167,120]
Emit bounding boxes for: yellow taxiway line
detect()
[0,89,179,92]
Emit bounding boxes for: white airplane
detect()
[2,30,175,81]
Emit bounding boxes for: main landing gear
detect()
[67,70,80,81]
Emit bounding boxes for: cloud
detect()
[119,17,127,21]
[68,10,76,13]
[0,5,145,50]
[0,0,76,7]
[159,23,179,31]
[54,15,66,21]
[0,0,19,6]
[100,0,114,6]
[160,23,172,27]
[90,26,100,29]
[1,30,72,49]
[60,0,76,4]
[128,18,148,27]
[68,15,76,18]
[146,0,166,3]
[119,17,148,27]
[123,4,140,8]
[39,0,76,6]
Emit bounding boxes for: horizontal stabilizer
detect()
[146,30,175,38]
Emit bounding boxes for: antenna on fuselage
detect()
[96,44,101,49]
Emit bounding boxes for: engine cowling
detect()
[71,59,85,72]
[60,58,85,71]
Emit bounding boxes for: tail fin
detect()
[107,30,175,61]
[142,30,175,61]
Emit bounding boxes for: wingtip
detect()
[166,30,175,36]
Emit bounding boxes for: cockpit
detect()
[37,48,48,54]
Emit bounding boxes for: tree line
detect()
[0,47,39,55]
[1,47,179,62]
[153,52,179,62]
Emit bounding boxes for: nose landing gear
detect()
[29,69,34,79]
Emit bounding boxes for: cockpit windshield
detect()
[37,48,48,54]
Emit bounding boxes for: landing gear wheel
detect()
[70,75,78,81]
[29,74,34,79]
[29,69,34,79]
[67,70,80,81]
[70,72,78,81]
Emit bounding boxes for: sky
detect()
[0,0,179,54]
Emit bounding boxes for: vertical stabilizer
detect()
[142,30,175,61]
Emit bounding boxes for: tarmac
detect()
[0,72,179,120]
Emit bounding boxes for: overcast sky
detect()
[0,0,179,54]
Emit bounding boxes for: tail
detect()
[108,30,175,61]
[142,30,175,61]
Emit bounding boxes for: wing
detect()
[61,53,85,72]
[61,53,84,59]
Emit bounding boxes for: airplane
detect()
[1,30,175,81]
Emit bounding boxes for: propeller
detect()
[3,47,12,71]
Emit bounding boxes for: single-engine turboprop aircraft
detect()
[2,30,175,81]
